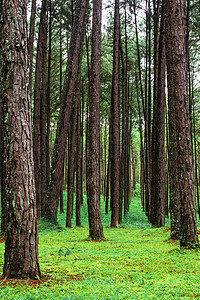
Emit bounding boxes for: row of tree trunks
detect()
[45,0,89,221]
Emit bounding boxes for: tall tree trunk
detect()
[133,0,151,219]
[124,10,130,216]
[45,0,89,221]
[28,0,37,96]
[0,0,41,278]
[33,0,48,219]
[40,11,48,220]
[0,94,6,233]
[119,33,125,224]
[136,78,145,210]
[192,79,200,215]
[66,103,77,227]
[110,0,120,228]
[44,0,52,217]
[150,0,166,227]
[165,0,199,248]
[76,77,82,226]
[105,121,111,214]
[86,0,104,239]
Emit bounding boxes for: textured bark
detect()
[66,104,77,227]
[45,0,52,217]
[28,0,37,96]
[110,0,120,228]
[0,91,6,233]
[76,79,82,226]
[165,0,199,248]
[33,0,48,219]
[150,0,166,227]
[119,33,125,224]
[123,6,130,217]
[105,123,111,215]
[86,0,104,239]
[0,0,40,278]
[45,0,88,221]
[40,13,48,219]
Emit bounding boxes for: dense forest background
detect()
[1,0,200,281]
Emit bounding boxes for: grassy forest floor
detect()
[0,190,200,299]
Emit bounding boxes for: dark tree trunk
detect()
[119,33,125,224]
[150,0,166,227]
[124,11,131,216]
[105,122,111,214]
[44,0,52,217]
[0,94,6,233]
[110,0,120,228]
[76,78,82,226]
[0,0,40,278]
[165,109,169,216]
[165,0,199,248]
[40,11,48,220]
[59,3,64,214]
[66,103,77,227]
[192,81,200,216]
[45,0,89,221]
[33,0,48,219]
[28,0,37,96]
[135,76,145,210]
[86,0,104,239]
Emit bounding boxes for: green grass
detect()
[0,192,200,299]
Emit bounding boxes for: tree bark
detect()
[110,0,120,228]
[33,0,48,219]
[0,0,40,278]
[28,0,37,96]
[76,78,82,226]
[86,0,104,239]
[165,0,199,248]
[66,103,77,227]
[150,0,166,227]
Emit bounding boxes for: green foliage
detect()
[0,195,200,299]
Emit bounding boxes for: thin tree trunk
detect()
[110,0,120,228]
[0,99,6,233]
[66,103,77,227]
[76,77,82,226]
[40,10,48,220]
[119,33,125,224]
[192,79,200,216]
[44,0,52,217]
[33,0,48,219]
[28,0,37,96]
[136,77,145,209]
[105,122,111,214]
